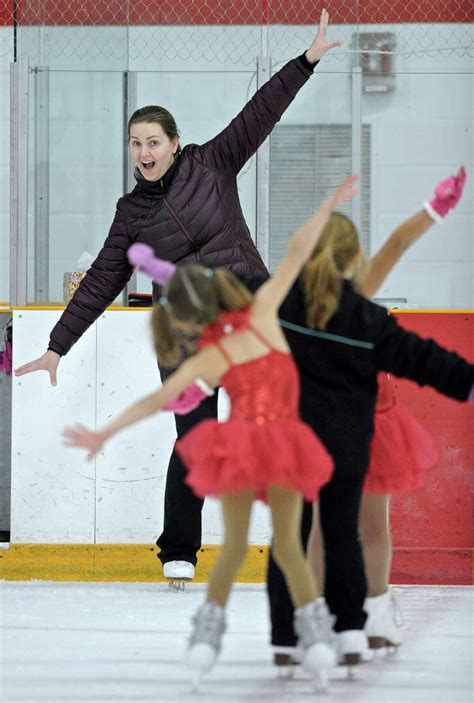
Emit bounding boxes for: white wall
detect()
[11,310,272,544]
[1,24,473,306]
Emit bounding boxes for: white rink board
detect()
[11,310,97,543]
[11,310,271,545]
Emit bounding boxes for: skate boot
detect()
[187,601,226,688]
[163,560,195,591]
[336,630,371,678]
[294,599,337,691]
[336,629,371,666]
[365,589,403,651]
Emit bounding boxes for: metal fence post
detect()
[10,56,29,306]
[256,53,271,268]
[351,65,362,233]
[123,70,138,304]
[34,66,50,303]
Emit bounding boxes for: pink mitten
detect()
[164,379,214,415]
[424,166,467,223]
[127,243,176,284]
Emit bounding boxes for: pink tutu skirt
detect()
[176,418,334,502]
[364,405,439,494]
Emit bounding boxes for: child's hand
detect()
[330,174,359,208]
[424,166,467,222]
[63,424,105,461]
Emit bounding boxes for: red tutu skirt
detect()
[364,405,439,494]
[176,418,334,502]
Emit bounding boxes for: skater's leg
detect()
[359,493,391,597]
[187,490,253,677]
[157,393,219,566]
[359,494,402,648]
[267,485,318,606]
[266,500,313,646]
[306,501,325,595]
[207,490,254,606]
[319,475,367,632]
[267,485,335,681]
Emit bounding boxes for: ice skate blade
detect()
[190,672,202,694]
[313,670,330,692]
[167,578,192,592]
[276,664,296,680]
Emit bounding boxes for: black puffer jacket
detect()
[49,54,316,355]
[279,279,474,478]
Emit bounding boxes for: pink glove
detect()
[127,243,176,284]
[164,379,214,415]
[424,166,467,223]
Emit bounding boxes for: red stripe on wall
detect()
[1,0,472,27]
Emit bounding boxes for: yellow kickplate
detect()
[0,544,270,583]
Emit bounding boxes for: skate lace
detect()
[389,590,404,627]
[189,604,226,651]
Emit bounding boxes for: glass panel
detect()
[27,69,124,304]
[363,71,473,309]
[269,69,355,272]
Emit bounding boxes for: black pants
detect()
[156,392,219,565]
[266,473,367,641]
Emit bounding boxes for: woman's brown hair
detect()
[303,212,360,330]
[151,265,253,367]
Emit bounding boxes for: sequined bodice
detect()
[375,372,396,413]
[198,308,300,423]
[223,351,300,423]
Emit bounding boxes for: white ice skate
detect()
[365,589,403,652]
[186,601,226,690]
[336,629,371,679]
[163,560,195,591]
[294,599,337,691]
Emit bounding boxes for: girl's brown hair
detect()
[302,212,360,330]
[152,265,253,367]
[128,106,182,154]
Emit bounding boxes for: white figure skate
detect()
[163,560,195,591]
[365,589,403,653]
[186,601,226,690]
[294,598,337,691]
[336,629,371,679]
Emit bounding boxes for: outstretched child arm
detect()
[359,166,466,298]
[254,175,358,313]
[63,354,212,460]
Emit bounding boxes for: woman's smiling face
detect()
[129,122,179,181]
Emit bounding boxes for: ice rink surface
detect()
[0,581,472,703]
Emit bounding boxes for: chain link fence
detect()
[1,1,473,65]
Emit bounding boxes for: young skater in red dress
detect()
[306,167,467,653]
[64,176,358,687]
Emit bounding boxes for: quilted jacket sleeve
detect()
[372,308,474,401]
[48,205,134,356]
[196,56,316,175]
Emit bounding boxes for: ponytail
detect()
[302,212,360,330]
[303,246,342,330]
